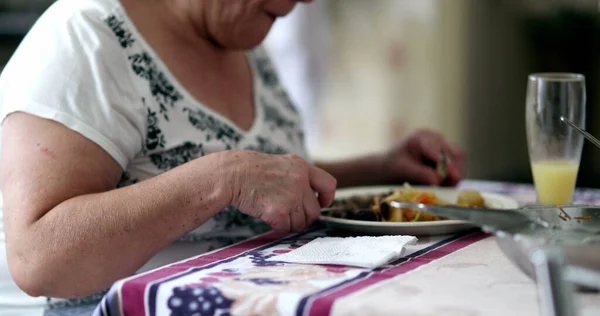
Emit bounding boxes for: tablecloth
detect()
[91,180,600,316]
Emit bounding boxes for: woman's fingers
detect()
[408,130,465,186]
[303,187,322,225]
[291,183,330,233]
[267,208,291,233]
[441,144,465,186]
[444,164,461,186]
[309,166,337,207]
[233,152,337,233]
[405,157,443,185]
[289,204,306,232]
[408,130,444,164]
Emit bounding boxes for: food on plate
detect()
[457,190,485,208]
[326,184,487,222]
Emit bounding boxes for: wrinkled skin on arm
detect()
[0,112,336,298]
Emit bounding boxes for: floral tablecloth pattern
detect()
[92,180,600,316]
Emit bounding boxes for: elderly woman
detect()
[0,0,464,311]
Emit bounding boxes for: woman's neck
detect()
[120,0,228,57]
[116,0,256,132]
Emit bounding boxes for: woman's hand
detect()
[380,129,465,186]
[223,151,337,233]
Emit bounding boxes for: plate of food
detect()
[319,184,520,236]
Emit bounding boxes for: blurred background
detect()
[2,0,600,187]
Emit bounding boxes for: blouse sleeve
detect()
[0,0,145,170]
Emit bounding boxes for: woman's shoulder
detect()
[2,0,132,82]
[9,0,127,67]
[0,0,134,100]
[14,0,129,57]
[0,0,146,171]
[37,0,120,24]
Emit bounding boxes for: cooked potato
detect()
[387,208,404,222]
[457,190,485,208]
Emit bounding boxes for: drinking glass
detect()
[526,73,586,205]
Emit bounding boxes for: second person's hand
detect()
[380,129,466,186]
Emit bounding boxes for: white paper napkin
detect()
[270,235,418,269]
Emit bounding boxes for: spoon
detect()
[560,116,600,149]
[388,201,600,235]
[388,201,553,232]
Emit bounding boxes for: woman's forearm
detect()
[315,154,385,188]
[7,153,232,298]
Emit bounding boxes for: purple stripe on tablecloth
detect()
[143,227,322,316]
[293,229,480,316]
[292,230,468,316]
[305,231,490,316]
[119,231,288,316]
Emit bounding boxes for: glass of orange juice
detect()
[526,73,586,205]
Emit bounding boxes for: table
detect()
[92,180,600,316]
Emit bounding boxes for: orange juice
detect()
[531,160,579,204]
